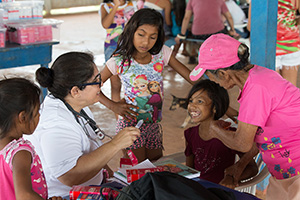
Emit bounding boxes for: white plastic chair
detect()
[235,154,270,195]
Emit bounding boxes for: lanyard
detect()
[64,102,112,141]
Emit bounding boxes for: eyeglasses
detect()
[78,73,102,88]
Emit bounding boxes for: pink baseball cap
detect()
[189,33,241,81]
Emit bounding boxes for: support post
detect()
[250,0,278,70]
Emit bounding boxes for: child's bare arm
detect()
[12,150,45,200]
[164,0,172,26]
[100,66,138,120]
[100,0,121,29]
[168,55,198,85]
[185,155,195,169]
[185,141,195,168]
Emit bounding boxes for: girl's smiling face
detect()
[133,24,158,54]
[188,89,214,123]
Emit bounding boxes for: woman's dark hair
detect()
[0,78,41,139]
[113,8,165,66]
[36,52,95,100]
[209,43,251,75]
[173,0,186,26]
[186,79,229,120]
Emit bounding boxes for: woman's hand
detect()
[219,174,238,189]
[219,160,245,189]
[112,99,138,121]
[111,127,140,149]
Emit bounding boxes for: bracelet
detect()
[177,34,186,40]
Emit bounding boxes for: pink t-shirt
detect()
[0,138,48,199]
[238,65,300,179]
[186,0,228,35]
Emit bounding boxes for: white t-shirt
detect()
[225,0,246,25]
[25,95,103,197]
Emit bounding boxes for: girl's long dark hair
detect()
[113,8,165,67]
[173,0,186,26]
[0,78,40,139]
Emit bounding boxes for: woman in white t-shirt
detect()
[26,52,140,197]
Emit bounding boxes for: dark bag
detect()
[114,171,236,200]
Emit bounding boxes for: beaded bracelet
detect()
[177,34,186,40]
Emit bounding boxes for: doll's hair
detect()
[148,81,161,94]
[0,78,40,139]
[186,79,229,120]
[36,52,95,100]
[113,8,165,67]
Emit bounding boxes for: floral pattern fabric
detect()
[109,46,172,123]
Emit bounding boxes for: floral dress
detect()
[276,0,300,56]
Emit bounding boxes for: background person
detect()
[175,0,237,64]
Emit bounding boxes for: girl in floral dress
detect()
[100,8,195,162]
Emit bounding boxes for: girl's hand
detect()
[113,0,121,7]
[112,127,140,149]
[112,99,138,121]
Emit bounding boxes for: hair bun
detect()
[35,67,54,88]
[238,44,250,63]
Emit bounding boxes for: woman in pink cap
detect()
[190,33,300,200]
